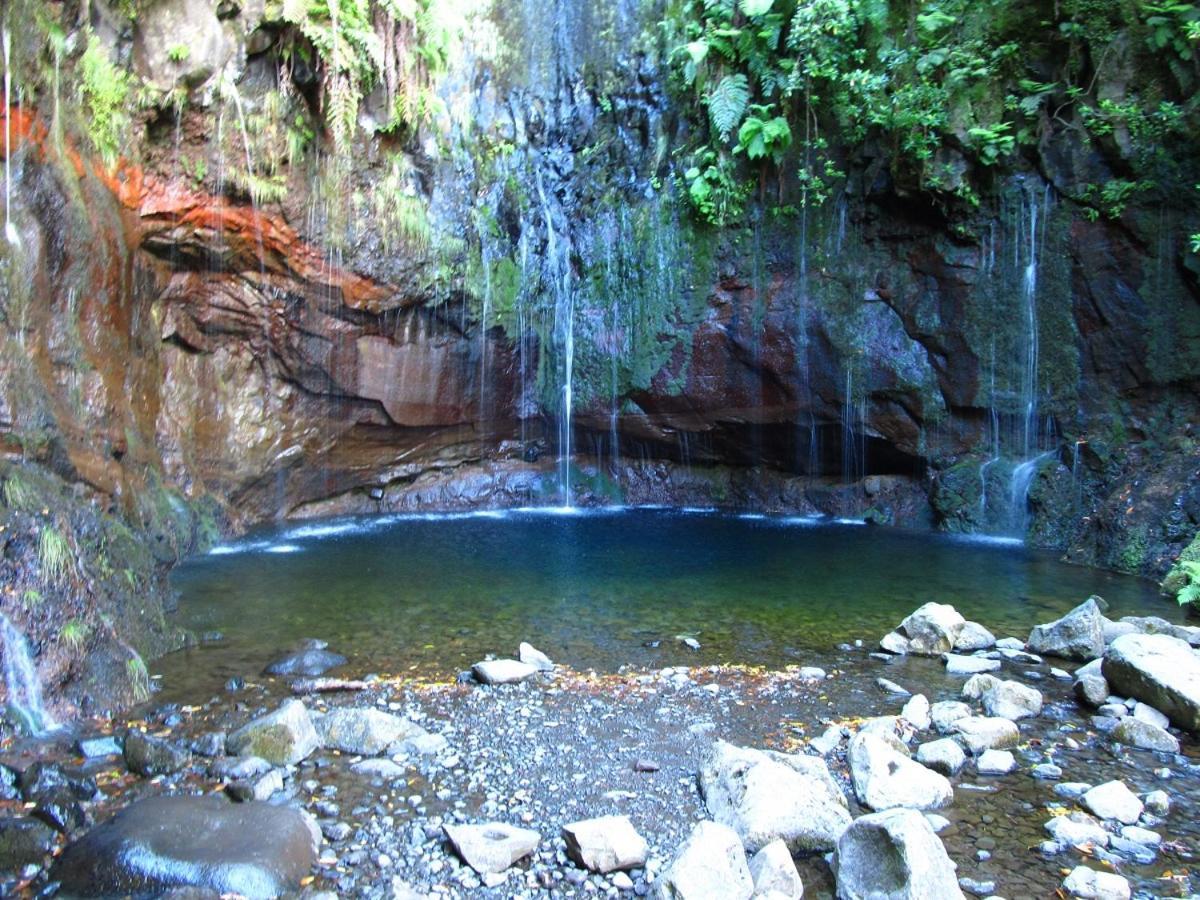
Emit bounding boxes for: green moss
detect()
[1116,523,1151,573]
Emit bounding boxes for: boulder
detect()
[952,716,1019,755]
[124,730,190,776]
[899,603,966,655]
[848,733,953,811]
[1132,702,1169,729]
[263,648,347,677]
[900,694,931,731]
[1110,717,1179,753]
[226,700,320,766]
[747,839,803,899]
[52,795,318,898]
[954,622,996,651]
[1045,812,1108,847]
[472,659,538,685]
[443,822,540,875]
[1118,616,1200,646]
[962,676,1043,720]
[1074,674,1109,708]
[700,742,851,853]
[1081,781,1143,825]
[1028,598,1105,661]
[654,820,753,900]
[518,642,554,671]
[976,749,1016,774]
[0,817,59,870]
[1062,866,1131,900]
[562,816,648,873]
[134,0,233,90]
[915,739,966,776]
[832,808,964,899]
[316,708,424,756]
[879,631,912,655]
[1102,633,1200,733]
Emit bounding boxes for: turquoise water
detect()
[155,509,1181,693]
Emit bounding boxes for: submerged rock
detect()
[1082,781,1143,825]
[52,795,318,898]
[1110,717,1179,753]
[848,733,953,811]
[700,741,851,853]
[562,815,647,873]
[833,808,965,899]
[1062,865,1131,899]
[443,822,540,875]
[1102,632,1200,733]
[654,820,753,900]
[263,648,347,677]
[1028,598,1105,661]
[226,699,320,766]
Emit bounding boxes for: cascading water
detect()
[1,614,55,735]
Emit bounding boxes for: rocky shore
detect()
[0,600,1198,898]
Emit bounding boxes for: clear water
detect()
[155,509,1180,695]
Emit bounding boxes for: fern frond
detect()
[707,73,750,141]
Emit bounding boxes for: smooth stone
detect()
[51,795,318,898]
[930,701,973,734]
[1053,782,1093,801]
[124,729,190,777]
[995,637,1025,650]
[954,621,996,652]
[1143,790,1170,815]
[1028,598,1106,661]
[562,816,648,874]
[1031,763,1063,779]
[900,694,931,731]
[518,642,554,671]
[833,808,964,899]
[263,648,347,677]
[1119,825,1161,846]
[471,659,538,685]
[876,677,910,696]
[976,749,1016,775]
[1131,702,1170,729]
[1108,835,1156,864]
[959,877,996,896]
[953,716,1020,754]
[798,666,826,681]
[1081,781,1143,825]
[1061,865,1130,899]
[945,655,1002,675]
[747,839,803,899]
[1044,812,1109,847]
[1110,717,1180,753]
[208,756,272,781]
[226,700,320,766]
[1103,633,1200,733]
[654,820,753,900]
[915,738,966,776]
[1074,675,1109,708]
[700,741,851,853]
[443,822,540,875]
[317,708,425,756]
[899,603,967,656]
[879,631,912,655]
[962,676,1043,720]
[848,733,953,811]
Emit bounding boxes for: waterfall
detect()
[3,27,19,247]
[1,614,56,736]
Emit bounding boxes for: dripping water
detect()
[1,614,56,736]
[3,27,18,247]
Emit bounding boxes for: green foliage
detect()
[167,43,190,63]
[2,472,37,512]
[77,34,131,167]
[683,148,751,224]
[60,619,89,650]
[707,74,751,140]
[38,525,74,586]
[371,154,431,250]
[21,589,42,608]
[1175,560,1200,609]
[736,106,792,162]
[127,655,151,702]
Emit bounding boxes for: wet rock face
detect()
[51,795,318,898]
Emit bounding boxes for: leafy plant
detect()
[167,43,190,63]
[77,33,131,167]
[707,74,751,141]
[21,589,42,608]
[1175,560,1200,608]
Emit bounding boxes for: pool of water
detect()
[154,508,1182,695]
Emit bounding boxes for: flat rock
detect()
[472,659,538,685]
[1103,633,1200,733]
[443,822,540,875]
[227,700,320,766]
[51,795,318,898]
[1110,717,1179,753]
[1045,811,1108,847]
[833,808,964,899]
[899,603,966,655]
[263,648,347,677]
[1118,615,1200,646]
[915,738,966,776]
[962,675,1043,720]
[1028,598,1105,661]
[1082,781,1143,825]
[518,642,554,671]
[78,736,122,759]
[1132,702,1170,729]
[562,815,647,873]
[944,655,1001,675]
[848,733,953,811]
[953,716,1019,754]
[976,749,1016,774]
[700,741,851,853]
[317,708,425,756]
[654,820,753,900]
[747,839,803,899]
[1062,865,1131,899]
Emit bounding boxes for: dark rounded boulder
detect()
[52,795,319,898]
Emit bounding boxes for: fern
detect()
[739,0,774,17]
[707,74,750,141]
